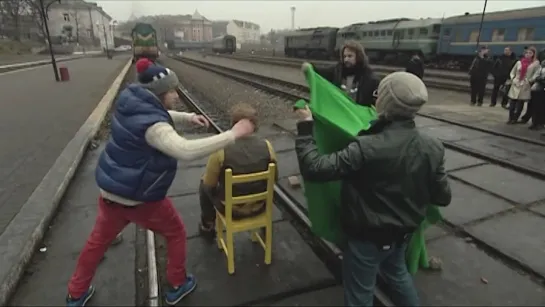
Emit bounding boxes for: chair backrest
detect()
[223,163,276,222]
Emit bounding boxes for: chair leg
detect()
[215,214,222,250]
[250,230,259,243]
[226,230,235,274]
[264,223,272,265]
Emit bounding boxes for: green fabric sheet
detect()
[300,66,377,244]
[300,66,442,274]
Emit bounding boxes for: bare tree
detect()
[70,8,81,44]
[23,0,47,41]
[0,0,31,41]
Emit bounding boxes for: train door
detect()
[225,37,234,53]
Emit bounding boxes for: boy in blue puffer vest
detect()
[66,58,256,307]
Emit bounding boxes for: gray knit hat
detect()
[136,58,179,96]
[375,71,428,119]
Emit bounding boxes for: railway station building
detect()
[46,0,115,50]
[212,19,261,44]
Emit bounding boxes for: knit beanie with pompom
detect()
[135,58,179,96]
[375,71,428,119]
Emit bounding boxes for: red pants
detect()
[68,196,186,298]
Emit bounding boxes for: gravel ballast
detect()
[180,52,479,107]
[161,56,298,124]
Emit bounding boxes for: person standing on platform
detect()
[405,53,425,80]
[65,58,256,307]
[490,47,516,107]
[301,40,380,106]
[527,60,545,130]
[294,71,452,307]
[468,46,493,106]
[506,46,541,124]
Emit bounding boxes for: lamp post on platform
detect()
[475,0,488,50]
[40,0,61,81]
[97,20,117,59]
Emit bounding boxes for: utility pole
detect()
[40,0,61,82]
[475,0,488,50]
[290,6,296,30]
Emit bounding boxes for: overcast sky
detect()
[96,1,543,32]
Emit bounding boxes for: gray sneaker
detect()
[111,233,123,246]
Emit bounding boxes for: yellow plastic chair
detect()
[215,163,276,275]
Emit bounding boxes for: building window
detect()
[468,29,480,42]
[407,28,414,38]
[419,28,428,35]
[517,28,534,41]
[491,28,505,42]
[63,13,70,21]
[387,30,393,36]
[443,28,451,36]
[380,30,385,37]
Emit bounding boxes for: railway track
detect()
[164,58,545,305]
[171,55,545,180]
[208,53,495,85]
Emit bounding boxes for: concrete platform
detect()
[466,211,545,278]
[414,235,545,306]
[8,138,140,306]
[0,55,131,236]
[266,118,545,305]
[450,164,545,205]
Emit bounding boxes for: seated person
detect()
[198,103,278,238]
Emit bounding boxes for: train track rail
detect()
[190,53,492,97]
[207,53,494,85]
[171,55,545,181]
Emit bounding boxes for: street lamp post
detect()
[97,20,117,59]
[475,0,488,50]
[40,0,61,81]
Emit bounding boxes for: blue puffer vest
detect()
[95,84,178,202]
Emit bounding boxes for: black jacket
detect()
[295,117,452,243]
[313,63,380,107]
[492,54,516,81]
[405,57,424,80]
[469,56,493,80]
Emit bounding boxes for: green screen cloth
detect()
[300,66,442,274]
[405,206,443,275]
[301,66,377,244]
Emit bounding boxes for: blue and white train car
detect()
[437,6,545,69]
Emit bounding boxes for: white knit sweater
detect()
[100,110,235,205]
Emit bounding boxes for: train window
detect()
[492,28,505,42]
[419,28,428,35]
[469,29,479,42]
[517,28,535,41]
[432,25,441,34]
[387,30,393,36]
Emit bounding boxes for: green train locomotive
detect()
[131,22,159,63]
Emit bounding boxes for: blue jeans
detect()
[342,239,420,307]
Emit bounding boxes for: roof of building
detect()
[232,19,260,30]
[51,0,113,21]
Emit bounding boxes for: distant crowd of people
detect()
[468,45,545,130]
